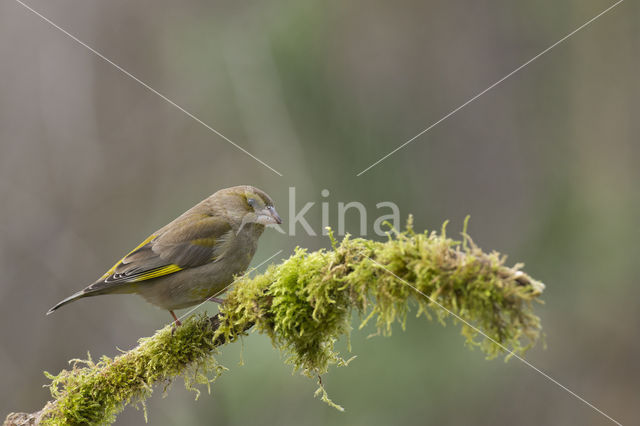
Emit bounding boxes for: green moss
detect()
[41,219,544,424]
[43,315,223,425]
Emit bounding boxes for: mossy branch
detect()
[5,219,545,425]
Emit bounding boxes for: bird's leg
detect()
[169,310,182,330]
[207,296,225,304]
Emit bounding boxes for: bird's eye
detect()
[247,198,257,207]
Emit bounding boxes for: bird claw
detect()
[169,310,182,334]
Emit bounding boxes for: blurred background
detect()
[1,0,638,424]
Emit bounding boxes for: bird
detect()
[47,185,282,326]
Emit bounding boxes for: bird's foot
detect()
[169,310,182,334]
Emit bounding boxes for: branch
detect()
[4,220,545,425]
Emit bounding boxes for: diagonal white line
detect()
[366,256,623,425]
[175,249,283,323]
[13,0,283,177]
[356,0,624,176]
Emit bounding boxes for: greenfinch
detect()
[47,185,282,325]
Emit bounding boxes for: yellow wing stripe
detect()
[99,234,157,280]
[131,264,183,282]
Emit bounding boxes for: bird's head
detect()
[211,185,282,228]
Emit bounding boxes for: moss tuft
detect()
[43,315,222,425]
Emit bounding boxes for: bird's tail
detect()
[46,290,91,315]
[47,282,138,315]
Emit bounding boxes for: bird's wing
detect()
[92,214,234,289]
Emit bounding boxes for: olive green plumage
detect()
[47,185,282,322]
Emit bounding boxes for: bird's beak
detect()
[255,206,282,225]
[267,206,282,224]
